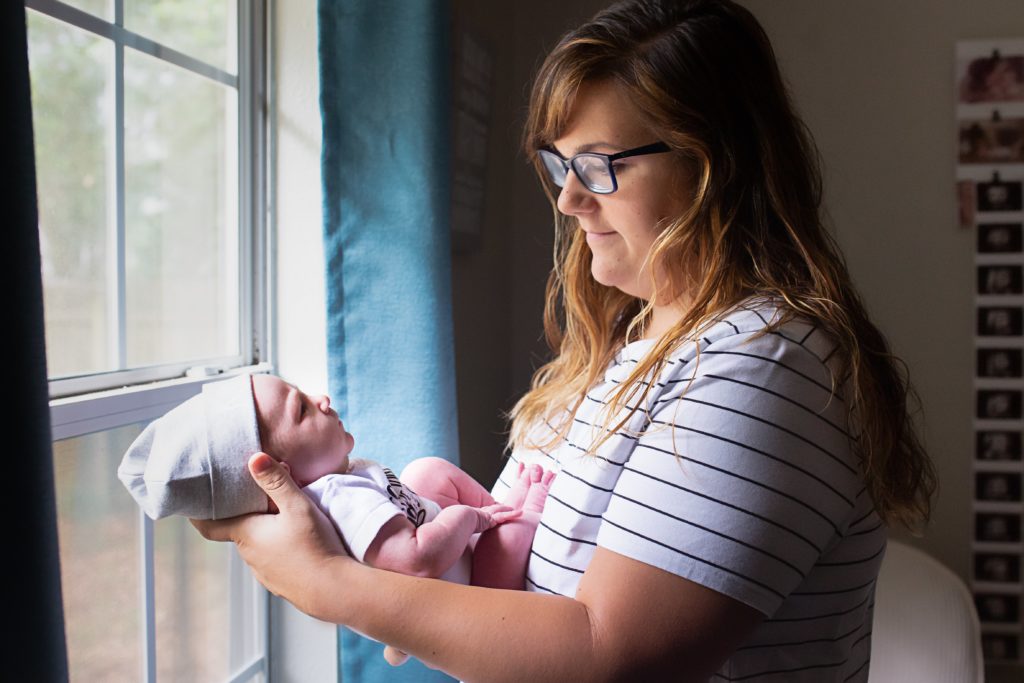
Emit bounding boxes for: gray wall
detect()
[450,0,602,487]
[452,0,1024,591]
[742,8,1024,680]
[738,0,1023,584]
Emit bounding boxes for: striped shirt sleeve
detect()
[596,329,862,616]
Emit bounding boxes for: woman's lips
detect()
[585,230,615,244]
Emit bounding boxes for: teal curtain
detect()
[319,1,458,680]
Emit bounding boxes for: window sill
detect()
[49,361,273,441]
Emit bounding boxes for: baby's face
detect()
[251,375,355,486]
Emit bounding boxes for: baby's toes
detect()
[541,469,557,488]
[523,472,555,514]
[503,462,533,509]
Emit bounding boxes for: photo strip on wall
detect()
[960,37,1024,669]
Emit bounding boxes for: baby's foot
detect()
[503,461,533,510]
[383,645,409,667]
[522,466,556,515]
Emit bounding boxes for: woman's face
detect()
[552,79,688,302]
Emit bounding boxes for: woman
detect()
[196,1,935,680]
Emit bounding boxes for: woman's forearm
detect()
[312,556,606,683]
[194,455,751,683]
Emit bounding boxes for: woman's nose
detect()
[556,170,597,216]
[315,394,331,412]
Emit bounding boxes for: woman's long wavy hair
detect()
[509,0,935,529]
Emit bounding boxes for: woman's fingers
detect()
[480,503,523,528]
[191,451,351,616]
[189,452,297,542]
[248,452,306,512]
[190,516,242,542]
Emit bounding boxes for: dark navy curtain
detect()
[4,2,68,680]
[319,1,458,681]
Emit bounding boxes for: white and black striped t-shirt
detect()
[492,300,886,681]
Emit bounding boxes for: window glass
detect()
[125,0,238,73]
[32,0,266,678]
[61,0,112,21]
[56,423,251,681]
[124,50,240,368]
[28,12,114,379]
[54,425,143,680]
[154,516,233,681]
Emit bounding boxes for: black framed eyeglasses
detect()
[537,142,671,194]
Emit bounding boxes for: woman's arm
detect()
[195,453,762,683]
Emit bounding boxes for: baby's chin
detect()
[343,430,355,453]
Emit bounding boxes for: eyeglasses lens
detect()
[573,155,614,193]
[539,151,568,187]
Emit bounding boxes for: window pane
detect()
[28,12,114,379]
[124,49,240,368]
[61,0,113,21]
[56,421,261,681]
[54,424,144,681]
[125,0,238,73]
[154,516,234,681]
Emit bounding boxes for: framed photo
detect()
[978,265,1024,295]
[978,178,1023,213]
[977,430,1023,461]
[976,513,1022,543]
[978,348,1024,378]
[976,472,1023,502]
[960,117,1024,165]
[978,223,1024,253]
[975,553,1022,583]
[982,633,1020,661]
[958,50,1024,104]
[978,307,1024,336]
[977,390,1023,419]
[975,593,1020,623]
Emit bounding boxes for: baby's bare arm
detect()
[364,504,518,578]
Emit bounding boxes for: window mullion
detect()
[116,7,155,682]
[238,0,253,365]
[113,0,126,371]
[140,512,157,683]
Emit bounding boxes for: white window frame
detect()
[28,1,274,681]
[29,0,269,400]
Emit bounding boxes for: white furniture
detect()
[868,540,984,682]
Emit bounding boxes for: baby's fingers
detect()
[491,509,524,524]
[481,503,523,526]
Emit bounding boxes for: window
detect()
[27,0,270,680]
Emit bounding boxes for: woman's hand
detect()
[191,452,350,617]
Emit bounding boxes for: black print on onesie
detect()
[382,466,428,527]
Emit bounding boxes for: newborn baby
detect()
[118,374,554,593]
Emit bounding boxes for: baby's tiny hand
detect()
[477,503,522,532]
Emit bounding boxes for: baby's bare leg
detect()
[399,456,496,509]
[472,464,556,590]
